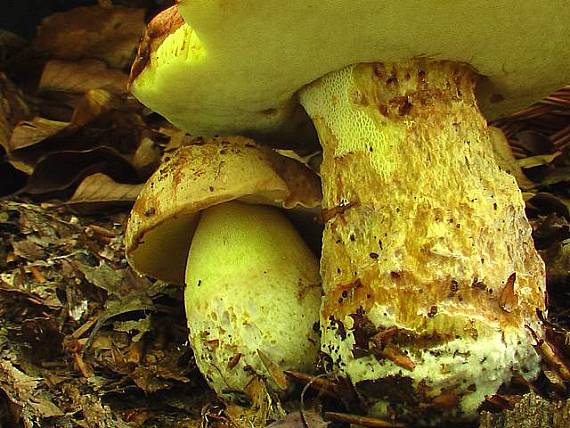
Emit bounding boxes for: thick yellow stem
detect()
[300,61,545,422]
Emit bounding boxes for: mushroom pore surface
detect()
[184,201,321,396]
[299,61,545,422]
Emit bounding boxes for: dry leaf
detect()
[34,5,146,69]
[132,137,161,176]
[0,73,31,151]
[257,349,290,391]
[8,89,124,171]
[0,30,27,63]
[68,173,143,206]
[513,131,556,156]
[267,411,329,428]
[39,59,129,95]
[489,126,534,190]
[499,273,517,313]
[9,117,69,153]
[70,88,121,127]
[518,152,562,169]
[24,147,140,196]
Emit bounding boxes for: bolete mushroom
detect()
[125,136,322,396]
[128,3,569,422]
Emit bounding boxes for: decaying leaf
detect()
[34,5,146,69]
[0,29,27,63]
[518,152,562,169]
[39,59,129,95]
[0,72,31,151]
[489,126,534,189]
[23,146,140,196]
[480,393,570,428]
[258,349,290,391]
[267,410,330,428]
[224,377,286,428]
[8,117,69,155]
[67,173,143,208]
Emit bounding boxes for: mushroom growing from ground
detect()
[125,136,322,397]
[128,3,569,423]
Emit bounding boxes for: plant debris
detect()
[1,2,569,427]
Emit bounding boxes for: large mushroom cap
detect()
[125,136,321,284]
[130,2,570,139]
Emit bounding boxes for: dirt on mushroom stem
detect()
[299,60,546,423]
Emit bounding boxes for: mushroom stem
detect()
[184,201,321,397]
[299,61,545,420]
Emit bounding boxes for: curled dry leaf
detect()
[34,5,146,69]
[8,117,69,154]
[132,136,161,176]
[8,89,120,154]
[23,146,140,196]
[2,73,158,197]
[0,30,27,63]
[518,152,562,169]
[257,349,290,391]
[545,239,570,290]
[267,411,330,428]
[0,73,31,151]
[489,126,534,189]
[67,173,143,210]
[39,59,129,95]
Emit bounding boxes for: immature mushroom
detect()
[125,136,322,396]
[128,3,569,423]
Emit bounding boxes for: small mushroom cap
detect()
[130,2,569,139]
[125,136,321,284]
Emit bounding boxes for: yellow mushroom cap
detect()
[130,2,570,140]
[125,136,321,284]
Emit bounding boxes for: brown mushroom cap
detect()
[130,2,570,141]
[125,136,321,284]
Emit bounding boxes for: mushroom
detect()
[128,3,568,422]
[125,136,322,396]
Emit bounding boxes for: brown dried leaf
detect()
[323,412,405,428]
[11,239,45,261]
[9,89,119,155]
[379,345,416,371]
[23,146,139,196]
[518,152,562,169]
[39,59,128,95]
[480,393,570,428]
[0,73,31,151]
[68,173,143,206]
[267,411,330,428]
[499,273,517,313]
[257,349,290,391]
[0,30,27,63]
[34,5,146,69]
[9,117,69,153]
[0,360,40,407]
[132,137,161,176]
[225,377,286,427]
[159,126,195,153]
[545,239,570,290]
[513,131,556,156]
[527,193,570,220]
[489,126,534,189]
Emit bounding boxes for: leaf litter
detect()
[0,1,569,427]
